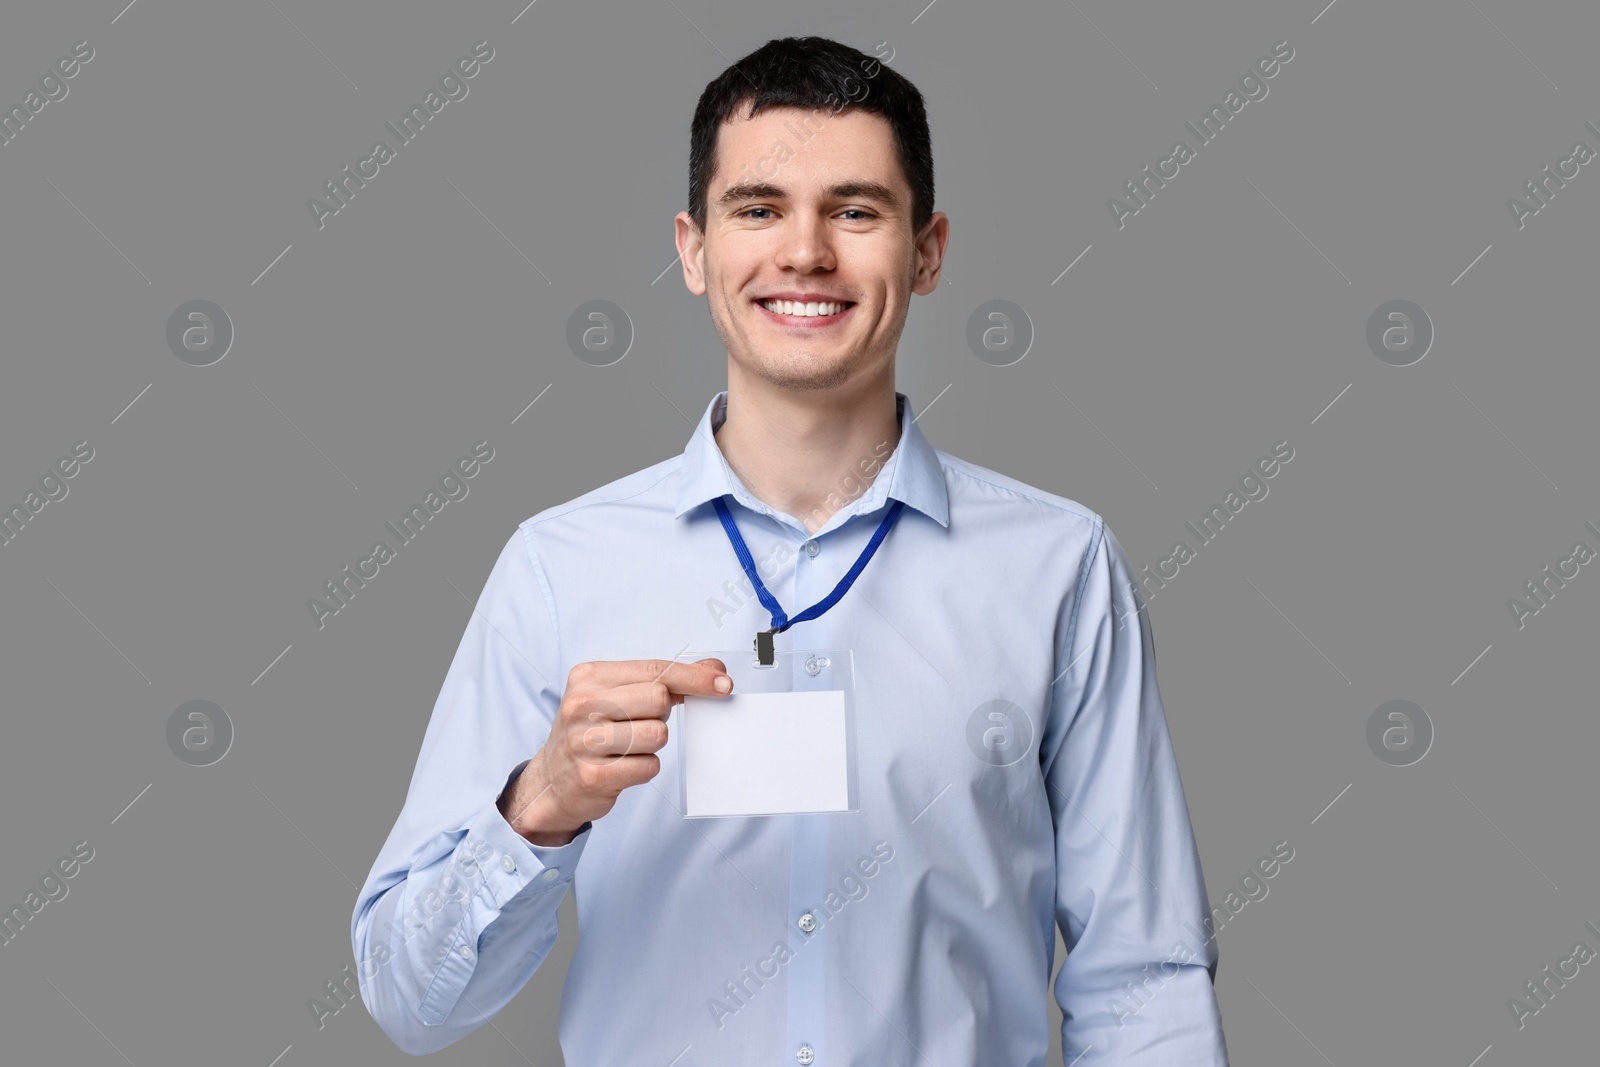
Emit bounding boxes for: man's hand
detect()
[497,658,733,846]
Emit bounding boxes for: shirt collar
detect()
[673,390,950,533]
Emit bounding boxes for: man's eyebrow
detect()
[826,181,901,207]
[717,182,785,207]
[715,180,902,208]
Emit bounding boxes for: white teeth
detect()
[762,299,847,317]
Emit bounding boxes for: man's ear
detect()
[911,211,949,296]
[674,211,708,296]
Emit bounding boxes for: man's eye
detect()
[735,207,875,220]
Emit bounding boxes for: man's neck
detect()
[713,371,902,536]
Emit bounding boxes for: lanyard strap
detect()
[713,495,905,661]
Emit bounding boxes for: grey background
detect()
[0,0,1594,1064]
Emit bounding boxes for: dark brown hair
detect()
[687,37,934,239]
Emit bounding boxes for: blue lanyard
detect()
[713,495,906,664]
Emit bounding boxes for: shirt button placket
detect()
[786,524,836,1067]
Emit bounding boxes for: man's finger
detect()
[578,658,732,697]
[575,682,674,722]
[575,716,669,759]
[600,752,663,790]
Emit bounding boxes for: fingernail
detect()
[714,675,732,693]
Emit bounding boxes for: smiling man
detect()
[353,36,1230,1066]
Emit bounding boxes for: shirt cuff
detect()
[482,757,591,904]
[478,796,592,906]
[414,794,590,1027]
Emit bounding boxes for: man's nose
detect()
[774,214,836,273]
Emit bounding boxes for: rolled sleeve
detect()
[1043,519,1230,1066]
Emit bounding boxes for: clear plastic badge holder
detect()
[674,648,859,818]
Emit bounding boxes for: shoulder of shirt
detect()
[514,454,686,535]
[934,448,1104,536]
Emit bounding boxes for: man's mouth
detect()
[754,297,856,326]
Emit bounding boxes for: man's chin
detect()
[739,353,861,393]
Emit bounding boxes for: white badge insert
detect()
[675,648,858,818]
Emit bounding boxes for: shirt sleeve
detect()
[350,525,593,1056]
[1042,518,1231,1066]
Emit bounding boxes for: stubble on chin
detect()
[712,302,860,393]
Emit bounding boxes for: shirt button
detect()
[803,539,820,558]
[796,1044,815,1065]
[541,867,561,882]
[458,945,471,961]
[797,912,817,933]
[501,855,516,873]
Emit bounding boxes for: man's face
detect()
[676,103,947,393]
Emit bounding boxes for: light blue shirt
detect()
[352,390,1229,1065]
